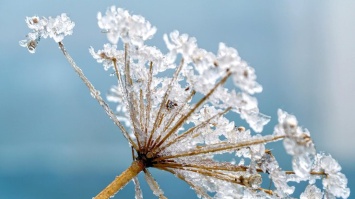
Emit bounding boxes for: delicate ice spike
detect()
[143,169,167,199]
[132,177,143,199]
[58,42,138,150]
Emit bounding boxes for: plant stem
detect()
[156,135,285,161]
[57,42,139,151]
[94,160,145,199]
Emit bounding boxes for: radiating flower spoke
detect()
[153,71,232,151]
[133,177,143,199]
[144,169,168,199]
[156,107,232,154]
[146,58,185,150]
[162,168,212,199]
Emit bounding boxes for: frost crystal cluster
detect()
[20,6,350,199]
[19,14,74,53]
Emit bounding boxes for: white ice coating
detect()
[132,177,143,199]
[20,6,350,199]
[97,6,156,46]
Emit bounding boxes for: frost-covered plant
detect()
[20,6,350,199]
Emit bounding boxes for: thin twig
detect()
[143,169,168,199]
[285,170,327,176]
[146,58,184,150]
[122,43,142,149]
[153,161,248,173]
[133,177,143,199]
[113,58,142,150]
[143,61,154,152]
[58,42,138,151]
[155,135,285,161]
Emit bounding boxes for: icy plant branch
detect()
[20,5,350,199]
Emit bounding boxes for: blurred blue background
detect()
[1,1,354,198]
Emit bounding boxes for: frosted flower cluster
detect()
[19,14,74,53]
[20,6,350,199]
[313,153,350,198]
[89,44,122,71]
[97,6,156,46]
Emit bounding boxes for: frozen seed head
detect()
[89,44,123,70]
[20,13,74,53]
[20,5,349,199]
[46,13,75,42]
[91,6,277,194]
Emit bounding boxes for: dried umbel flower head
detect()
[20,5,349,199]
[19,13,74,53]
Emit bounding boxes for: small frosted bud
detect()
[19,39,37,53]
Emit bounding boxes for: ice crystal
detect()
[318,154,350,198]
[20,6,350,199]
[300,184,323,199]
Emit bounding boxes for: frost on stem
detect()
[20,5,350,199]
